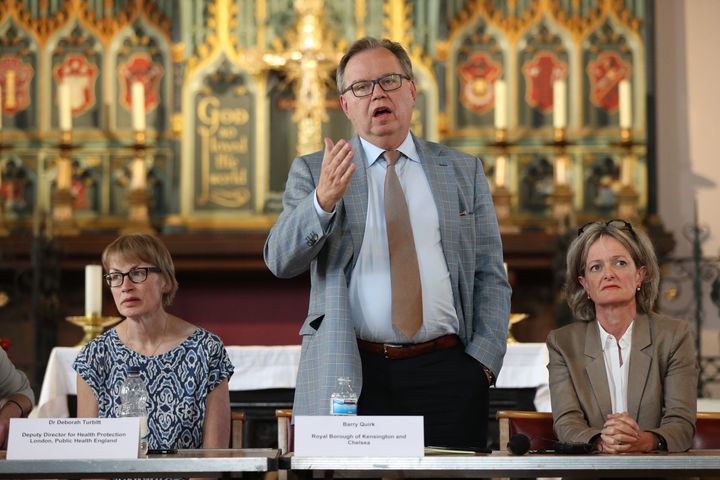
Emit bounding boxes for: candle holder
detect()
[507,313,529,344]
[490,129,516,229]
[66,314,122,347]
[493,184,512,222]
[620,127,632,145]
[494,127,508,144]
[547,128,575,231]
[122,130,153,234]
[51,131,79,235]
[613,129,640,221]
[550,183,574,229]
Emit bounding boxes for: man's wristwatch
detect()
[653,433,667,451]
[481,365,494,385]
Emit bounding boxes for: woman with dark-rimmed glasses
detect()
[73,233,234,458]
[547,220,697,453]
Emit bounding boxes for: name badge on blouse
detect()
[6,417,140,459]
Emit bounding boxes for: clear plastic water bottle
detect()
[330,376,358,415]
[118,366,149,455]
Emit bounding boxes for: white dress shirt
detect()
[598,321,633,413]
[314,132,458,343]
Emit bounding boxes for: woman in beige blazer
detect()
[547,220,697,453]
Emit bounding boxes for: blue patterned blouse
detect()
[73,327,234,449]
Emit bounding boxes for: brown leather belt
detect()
[357,334,461,360]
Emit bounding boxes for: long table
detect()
[0,448,278,479]
[33,343,551,418]
[284,450,720,478]
[4,449,720,479]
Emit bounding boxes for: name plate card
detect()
[294,415,424,457]
[7,418,140,460]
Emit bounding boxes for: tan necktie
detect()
[383,150,423,338]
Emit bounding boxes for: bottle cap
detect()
[127,366,141,375]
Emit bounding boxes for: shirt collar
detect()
[359,132,419,167]
[598,320,634,350]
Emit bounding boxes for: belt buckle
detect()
[382,343,403,359]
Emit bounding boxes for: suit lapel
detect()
[413,135,459,286]
[344,135,369,270]
[627,314,652,420]
[584,321,613,417]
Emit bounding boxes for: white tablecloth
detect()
[32,342,550,418]
[495,342,550,411]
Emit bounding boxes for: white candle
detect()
[552,80,566,129]
[619,79,631,129]
[493,80,507,129]
[85,265,103,317]
[59,83,72,132]
[495,155,507,188]
[555,155,568,185]
[6,71,16,109]
[131,81,146,131]
[130,157,146,190]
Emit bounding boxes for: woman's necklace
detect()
[126,319,168,357]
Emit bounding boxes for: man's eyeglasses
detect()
[104,267,161,287]
[341,73,411,97]
[577,219,637,241]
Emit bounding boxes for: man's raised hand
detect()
[316,137,356,212]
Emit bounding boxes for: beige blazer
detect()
[547,312,697,452]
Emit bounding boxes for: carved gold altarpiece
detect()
[0,0,652,234]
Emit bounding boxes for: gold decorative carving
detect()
[12,0,73,46]
[547,0,606,41]
[137,0,173,37]
[260,0,346,155]
[449,0,543,45]
[355,0,366,39]
[171,43,185,63]
[608,0,642,35]
[10,0,171,47]
[187,0,231,73]
[384,0,413,47]
[75,0,137,45]
[483,0,543,43]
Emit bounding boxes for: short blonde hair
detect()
[101,233,179,306]
[565,220,659,321]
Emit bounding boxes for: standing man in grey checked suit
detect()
[264,37,511,448]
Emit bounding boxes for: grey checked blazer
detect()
[264,133,511,416]
[547,313,697,452]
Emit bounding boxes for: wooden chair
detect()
[694,411,720,449]
[275,409,293,480]
[496,410,555,452]
[231,410,246,448]
[276,408,293,453]
[498,410,720,451]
